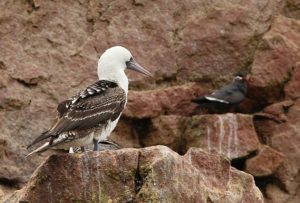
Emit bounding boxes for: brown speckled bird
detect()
[27,46,151,157]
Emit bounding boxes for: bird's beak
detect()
[126,59,152,77]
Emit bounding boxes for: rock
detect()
[0,137,51,190]
[265,185,290,203]
[245,145,285,177]
[183,113,260,159]
[284,62,300,100]
[124,83,205,118]
[282,0,300,19]
[175,0,283,83]
[0,0,299,201]
[5,146,263,203]
[109,118,141,149]
[0,185,16,203]
[114,113,261,159]
[248,16,300,105]
[254,100,300,199]
[139,115,187,151]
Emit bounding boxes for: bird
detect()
[26,46,152,157]
[192,72,247,113]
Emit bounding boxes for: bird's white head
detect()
[97,46,151,94]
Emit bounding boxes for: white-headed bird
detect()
[27,46,151,156]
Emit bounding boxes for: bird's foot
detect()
[93,139,99,151]
[99,139,121,149]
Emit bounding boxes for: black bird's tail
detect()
[191,97,210,105]
[27,130,51,149]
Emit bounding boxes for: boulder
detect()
[254,100,300,201]
[124,83,205,118]
[139,115,186,150]
[245,145,285,177]
[175,0,283,83]
[183,113,260,160]
[5,146,263,203]
[114,113,261,160]
[248,16,300,105]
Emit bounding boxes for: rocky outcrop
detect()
[5,146,263,203]
[1,0,300,202]
[254,100,300,202]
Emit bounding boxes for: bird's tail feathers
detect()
[191,97,208,104]
[25,142,50,158]
[27,130,51,149]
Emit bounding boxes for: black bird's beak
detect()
[126,59,152,77]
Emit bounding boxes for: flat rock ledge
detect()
[5,146,263,203]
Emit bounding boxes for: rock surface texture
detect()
[5,146,263,203]
[0,0,300,202]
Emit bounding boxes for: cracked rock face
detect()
[5,146,263,203]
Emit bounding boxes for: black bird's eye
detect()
[130,57,133,61]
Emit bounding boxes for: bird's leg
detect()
[93,139,99,151]
[81,146,85,152]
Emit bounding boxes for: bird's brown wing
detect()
[27,80,126,148]
[50,86,126,135]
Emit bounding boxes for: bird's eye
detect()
[130,57,133,61]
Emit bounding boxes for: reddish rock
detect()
[284,62,300,100]
[110,115,189,153]
[245,145,285,176]
[5,146,263,203]
[265,185,290,203]
[184,113,260,159]
[109,118,141,149]
[0,137,51,189]
[140,115,187,150]
[0,0,299,202]
[249,16,300,104]
[124,83,205,118]
[113,114,261,160]
[176,0,283,83]
[254,100,300,199]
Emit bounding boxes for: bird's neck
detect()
[98,66,129,95]
[235,80,247,94]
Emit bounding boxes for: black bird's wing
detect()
[192,80,247,105]
[207,84,243,104]
[27,80,126,148]
[209,79,247,104]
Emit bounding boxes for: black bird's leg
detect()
[81,146,85,152]
[93,139,99,151]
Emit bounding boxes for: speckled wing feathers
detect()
[28,80,126,148]
[51,87,126,134]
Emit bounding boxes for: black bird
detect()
[192,73,247,113]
